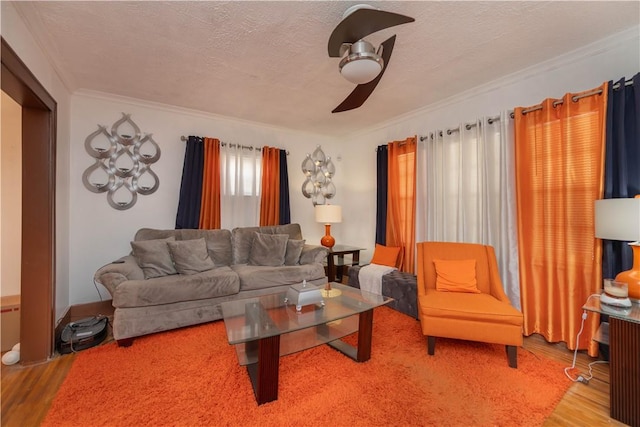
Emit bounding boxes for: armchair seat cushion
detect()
[420,290,522,326]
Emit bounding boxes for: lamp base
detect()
[615,243,640,302]
[320,224,335,249]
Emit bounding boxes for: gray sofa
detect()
[94,223,328,345]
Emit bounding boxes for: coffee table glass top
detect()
[220,282,390,345]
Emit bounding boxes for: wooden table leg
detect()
[352,251,360,266]
[356,309,373,362]
[326,309,375,362]
[609,317,640,426]
[246,334,280,405]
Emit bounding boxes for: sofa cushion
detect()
[249,233,288,266]
[299,245,329,265]
[130,237,177,279]
[134,228,233,267]
[285,239,305,265]
[232,224,303,264]
[167,238,216,275]
[231,263,326,291]
[371,244,402,267]
[112,266,240,308]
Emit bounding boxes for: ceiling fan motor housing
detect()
[339,40,384,84]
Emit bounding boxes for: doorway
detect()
[1,37,56,364]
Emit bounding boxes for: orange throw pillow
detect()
[371,244,401,268]
[434,259,480,293]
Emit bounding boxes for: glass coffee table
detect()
[220,282,391,404]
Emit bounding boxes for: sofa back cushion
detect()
[134,228,233,267]
[231,223,303,265]
[130,237,177,279]
[248,233,288,266]
[167,238,216,275]
[284,239,305,265]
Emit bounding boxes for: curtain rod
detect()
[180,135,288,155]
[418,78,635,139]
[514,78,633,117]
[419,115,502,141]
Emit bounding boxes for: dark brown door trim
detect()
[1,37,57,363]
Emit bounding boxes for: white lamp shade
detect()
[595,198,640,242]
[315,204,342,224]
[340,58,382,84]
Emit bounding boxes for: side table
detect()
[583,295,640,427]
[325,245,365,283]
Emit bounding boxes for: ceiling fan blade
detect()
[328,9,413,57]
[332,35,396,113]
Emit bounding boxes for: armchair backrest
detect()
[416,241,509,302]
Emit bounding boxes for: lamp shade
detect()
[315,204,342,224]
[595,198,640,242]
[340,58,382,84]
[339,40,383,85]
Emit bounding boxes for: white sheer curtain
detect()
[220,144,261,230]
[416,112,521,308]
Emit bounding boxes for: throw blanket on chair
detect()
[358,264,397,295]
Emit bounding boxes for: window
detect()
[220,146,261,229]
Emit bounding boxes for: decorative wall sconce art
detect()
[82,113,160,210]
[301,145,336,206]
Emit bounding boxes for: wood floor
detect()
[1,327,626,427]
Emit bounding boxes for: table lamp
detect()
[595,196,640,301]
[315,204,342,249]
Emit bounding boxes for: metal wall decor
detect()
[82,113,160,210]
[301,145,336,206]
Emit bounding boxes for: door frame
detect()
[1,37,57,364]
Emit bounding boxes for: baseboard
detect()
[69,300,114,321]
[54,300,114,345]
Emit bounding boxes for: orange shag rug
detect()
[43,307,569,427]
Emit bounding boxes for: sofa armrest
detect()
[94,255,144,296]
[299,245,329,265]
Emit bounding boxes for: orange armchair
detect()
[416,242,523,368]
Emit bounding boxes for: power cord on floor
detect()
[564,293,609,384]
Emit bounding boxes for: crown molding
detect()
[349,25,640,139]
[73,89,339,141]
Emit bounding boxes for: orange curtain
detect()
[259,146,280,226]
[198,137,221,229]
[386,136,417,273]
[514,83,608,357]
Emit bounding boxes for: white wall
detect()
[1,91,22,297]
[1,1,72,322]
[5,0,639,315]
[69,92,341,304]
[339,27,640,263]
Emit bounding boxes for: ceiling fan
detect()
[328,4,414,113]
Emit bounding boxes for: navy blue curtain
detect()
[376,145,388,245]
[175,136,204,229]
[602,73,640,279]
[278,149,291,224]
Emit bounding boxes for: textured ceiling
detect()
[12,1,640,136]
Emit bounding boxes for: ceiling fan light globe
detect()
[340,56,383,84]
